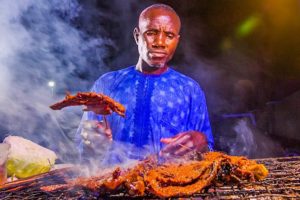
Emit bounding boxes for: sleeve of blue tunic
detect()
[187,83,214,150]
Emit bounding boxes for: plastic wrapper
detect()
[3,136,57,178]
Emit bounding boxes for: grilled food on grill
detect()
[203,152,269,184]
[41,152,268,198]
[49,92,125,117]
[41,156,158,196]
[145,160,219,197]
[144,152,268,197]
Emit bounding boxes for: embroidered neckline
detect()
[133,66,172,77]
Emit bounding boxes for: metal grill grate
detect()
[191,156,300,199]
[0,156,299,199]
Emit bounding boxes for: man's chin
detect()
[148,61,166,68]
[152,63,165,68]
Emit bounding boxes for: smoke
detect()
[231,119,256,156]
[0,0,157,168]
[181,43,286,158]
[77,119,151,174]
[214,117,285,159]
[1,0,294,168]
[79,138,146,176]
[0,0,119,162]
[170,2,291,158]
[231,119,284,158]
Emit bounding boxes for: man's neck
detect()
[136,60,168,75]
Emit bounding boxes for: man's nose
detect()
[153,33,166,48]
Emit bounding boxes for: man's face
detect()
[135,9,180,68]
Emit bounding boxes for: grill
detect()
[196,156,300,199]
[0,156,299,199]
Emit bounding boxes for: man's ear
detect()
[133,27,139,45]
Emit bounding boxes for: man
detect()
[77,4,214,163]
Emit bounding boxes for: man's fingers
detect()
[160,131,210,157]
[160,138,174,144]
[82,120,99,130]
[103,128,113,141]
[86,132,103,141]
[82,104,112,115]
[172,134,190,145]
[83,140,91,145]
[174,141,193,156]
[81,120,113,143]
[160,134,190,154]
[160,131,188,144]
[80,131,88,140]
[82,106,89,112]
[173,147,189,156]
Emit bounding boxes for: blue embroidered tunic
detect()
[77,66,214,160]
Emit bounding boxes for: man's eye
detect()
[146,31,156,36]
[166,33,175,39]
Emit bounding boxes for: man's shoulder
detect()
[96,66,135,82]
[169,68,202,90]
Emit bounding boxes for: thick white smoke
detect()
[2,0,290,165]
[0,0,155,167]
[0,0,115,162]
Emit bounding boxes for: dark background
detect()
[0,0,299,161]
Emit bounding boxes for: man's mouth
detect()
[149,51,167,58]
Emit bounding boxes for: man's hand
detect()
[159,131,208,157]
[80,120,112,149]
[83,104,112,115]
